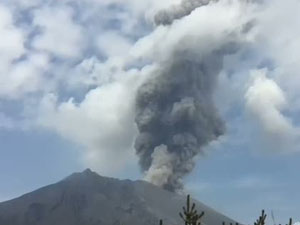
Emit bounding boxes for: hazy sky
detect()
[0,0,300,224]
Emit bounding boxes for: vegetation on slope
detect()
[159,195,293,225]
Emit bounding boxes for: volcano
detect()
[0,169,240,225]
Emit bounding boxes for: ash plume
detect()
[135,50,230,192]
[133,0,252,192]
[154,0,217,25]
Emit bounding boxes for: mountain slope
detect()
[0,169,240,225]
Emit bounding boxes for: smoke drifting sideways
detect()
[154,0,217,25]
[134,0,251,192]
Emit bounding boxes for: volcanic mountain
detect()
[0,169,240,225]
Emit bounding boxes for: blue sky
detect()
[0,0,300,224]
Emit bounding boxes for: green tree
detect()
[179,195,205,225]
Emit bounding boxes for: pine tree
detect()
[179,195,205,225]
[254,210,267,225]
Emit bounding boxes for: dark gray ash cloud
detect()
[134,49,233,191]
[132,0,252,192]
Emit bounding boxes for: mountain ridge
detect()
[0,169,241,225]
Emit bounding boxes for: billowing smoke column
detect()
[135,50,231,191]
[154,0,217,25]
[134,0,246,192]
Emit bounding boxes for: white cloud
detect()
[210,0,300,155]
[0,53,50,99]
[3,0,42,8]
[254,0,300,113]
[245,69,300,153]
[36,68,143,175]
[130,0,251,62]
[0,4,25,69]
[2,53,49,98]
[1,0,300,177]
[83,0,179,17]
[97,32,132,58]
[1,0,167,175]
[0,4,49,99]
[32,6,84,58]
